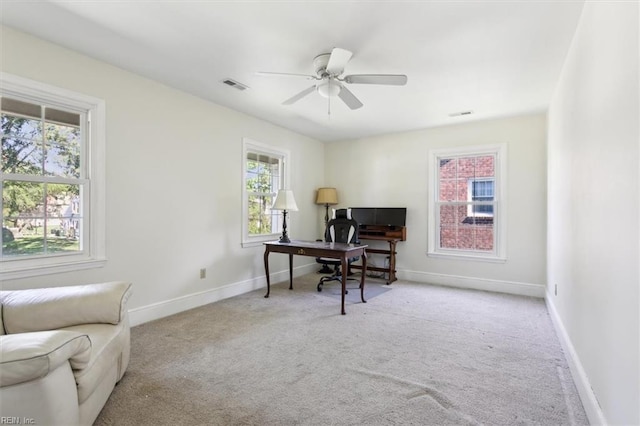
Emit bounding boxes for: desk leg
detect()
[387,240,398,284]
[341,256,348,315]
[360,250,367,304]
[288,254,294,290]
[264,249,270,298]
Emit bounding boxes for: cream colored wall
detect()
[547,2,639,424]
[0,26,326,321]
[324,113,548,296]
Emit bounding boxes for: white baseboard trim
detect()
[398,269,545,298]
[545,292,607,425]
[128,263,317,327]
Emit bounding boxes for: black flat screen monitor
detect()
[350,207,406,227]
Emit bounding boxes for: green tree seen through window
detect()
[246,154,280,236]
[2,98,82,256]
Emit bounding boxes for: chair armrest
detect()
[1,281,132,334]
[0,330,91,387]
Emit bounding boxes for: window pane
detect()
[45,142,81,178]
[45,218,80,253]
[246,158,278,194]
[2,224,45,257]
[45,107,80,127]
[438,158,456,179]
[445,212,494,251]
[440,226,458,249]
[47,184,83,248]
[1,181,82,258]
[475,223,494,251]
[1,137,44,174]
[45,184,81,253]
[1,113,43,140]
[2,180,45,257]
[457,226,475,249]
[248,194,274,235]
[439,179,456,202]
[457,157,477,179]
[475,155,494,178]
[246,173,265,192]
[439,204,460,226]
[439,204,462,249]
[44,121,81,178]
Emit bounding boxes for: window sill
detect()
[242,235,281,248]
[427,251,506,263]
[0,257,107,281]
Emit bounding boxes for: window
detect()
[428,144,506,261]
[241,138,289,247]
[1,73,105,279]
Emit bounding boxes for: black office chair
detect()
[316,208,360,292]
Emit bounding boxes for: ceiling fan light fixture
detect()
[317,81,341,98]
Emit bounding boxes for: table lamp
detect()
[272,189,299,243]
[315,187,338,227]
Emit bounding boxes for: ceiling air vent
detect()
[449,111,473,117]
[222,78,249,91]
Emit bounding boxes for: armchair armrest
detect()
[1,281,132,334]
[0,330,91,387]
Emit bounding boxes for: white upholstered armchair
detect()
[0,281,133,426]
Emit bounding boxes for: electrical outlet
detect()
[200,268,206,279]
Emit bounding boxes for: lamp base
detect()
[279,209,291,243]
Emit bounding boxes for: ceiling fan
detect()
[257,47,407,113]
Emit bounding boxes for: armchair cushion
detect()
[63,322,129,403]
[0,330,91,387]
[1,281,132,334]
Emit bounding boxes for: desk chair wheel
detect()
[317,280,348,294]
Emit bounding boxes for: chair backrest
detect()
[325,208,359,244]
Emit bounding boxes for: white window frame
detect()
[1,73,106,279]
[241,138,289,248]
[427,143,507,262]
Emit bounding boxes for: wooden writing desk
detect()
[263,240,368,315]
[352,225,406,284]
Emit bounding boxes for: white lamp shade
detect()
[272,190,299,211]
[317,81,342,98]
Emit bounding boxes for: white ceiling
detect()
[0,0,584,142]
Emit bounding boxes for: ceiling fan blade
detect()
[282,85,316,105]
[337,86,363,110]
[257,71,317,80]
[326,48,353,75]
[343,74,408,85]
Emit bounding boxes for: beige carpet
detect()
[95,274,588,425]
